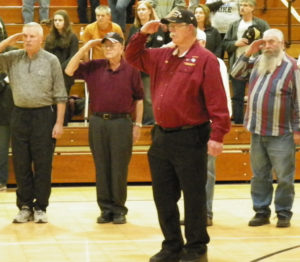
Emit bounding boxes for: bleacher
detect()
[3,0,300,184]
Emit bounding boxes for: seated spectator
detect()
[146,0,186,19]
[44,10,79,125]
[82,5,124,60]
[108,0,131,32]
[77,0,100,24]
[127,1,167,125]
[22,0,50,24]
[194,4,222,57]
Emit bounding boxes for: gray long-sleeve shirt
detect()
[0,49,67,108]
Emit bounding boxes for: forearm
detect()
[55,102,66,125]
[65,47,88,76]
[0,36,14,53]
[134,100,143,125]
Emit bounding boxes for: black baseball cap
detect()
[161,9,197,28]
[101,32,124,44]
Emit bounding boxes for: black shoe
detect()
[180,250,208,262]
[276,216,291,228]
[248,213,270,226]
[149,249,181,262]
[97,212,113,223]
[113,213,126,224]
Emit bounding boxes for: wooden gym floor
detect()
[1,183,300,262]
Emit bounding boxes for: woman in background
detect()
[45,10,79,125]
[127,1,167,125]
[194,4,222,57]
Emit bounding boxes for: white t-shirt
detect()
[218,58,232,116]
[206,0,240,34]
[236,19,252,58]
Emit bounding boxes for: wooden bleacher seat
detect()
[7,125,300,184]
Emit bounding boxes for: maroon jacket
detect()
[125,32,230,142]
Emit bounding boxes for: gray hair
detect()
[23,22,44,37]
[263,28,284,42]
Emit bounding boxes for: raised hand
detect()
[244,39,265,57]
[141,20,161,35]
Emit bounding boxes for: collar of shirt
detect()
[105,58,125,72]
[172,40,198,58]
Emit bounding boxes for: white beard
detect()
[257,49,284,76]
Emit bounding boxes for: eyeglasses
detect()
[167,23,188,31]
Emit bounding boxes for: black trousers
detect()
[89,115,132,215]
[11,106,56,211]
[148,124,210,253]
[77,0,100,23]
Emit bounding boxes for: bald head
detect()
[263,28,284,42]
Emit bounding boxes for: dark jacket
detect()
[223,17,270,71]
[127,25,167,48]
[0,17,13,126]
[204,26,222,58]
[44,33,79,93]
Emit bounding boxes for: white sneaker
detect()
[13,206,33,223]
[34,209,48,223]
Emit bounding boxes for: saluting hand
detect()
[141,20,161,35]
[244,39,265,57]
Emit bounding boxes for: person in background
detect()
[223,0,269,124]
[126,9,230,262]
[0,17,13,192]
[194,4,222,57]
[146,0,186,19]
[177,29,232,227]
[231,28,300,228]
[66,32,143,225]
[22,0,50,24]
[83,5,124,60]
[45,10,79,125]
[108,0,131,32]
[0,22,67,223]
[77,0,100,24]
[127,0,167,125]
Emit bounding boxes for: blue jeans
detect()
[250,133,295,219]
[0,125,10,185]
[108,0,131,32]
[206,155,216,219]
[22,0,50,23]
[231,77,247,124]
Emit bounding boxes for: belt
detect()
[158,125,197,133]
[93,112,130,120]
[157,122,209,133]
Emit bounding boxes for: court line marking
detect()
[1,235,300,246]
[251,245,300,262]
